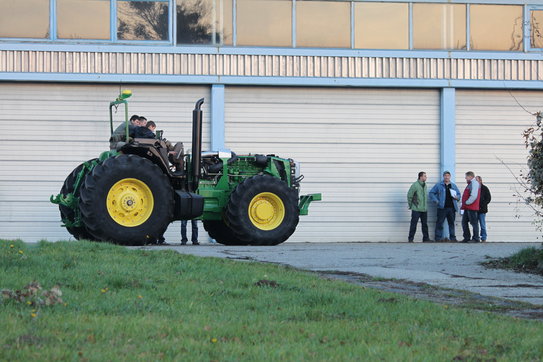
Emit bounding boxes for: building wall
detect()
[1,48,543,82]
[0,82,210,242]
[1,81,541,242]
[224,86,440,242]
[1,2,543,243]
[456,89,542,241]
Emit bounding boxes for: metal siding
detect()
[2,50,543,81]
[456,90,543,242]
[224,86,440,242]
[0,83,210,242]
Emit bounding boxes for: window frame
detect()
[0,0,175,45]
[0,0,541,53]
[526,4,543,51]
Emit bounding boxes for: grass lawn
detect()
[1,240,542,361]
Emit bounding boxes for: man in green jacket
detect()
[407,171,432,242]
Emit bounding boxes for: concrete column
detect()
[440,87,456,179]
[210,84,225,151]
[440,87,456,239]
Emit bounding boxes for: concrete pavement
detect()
[137,242,543,305]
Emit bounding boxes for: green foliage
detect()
[1,240,543,361]
[522,113,543,213]
[485,247,543,276]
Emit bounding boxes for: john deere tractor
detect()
[51,90,321,246]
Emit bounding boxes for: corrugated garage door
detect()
[225,87,440,242]
[457,90,543,242]
[0,82,210,242]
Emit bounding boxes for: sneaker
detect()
[423,239,434,243]
[408,238,414,243]
[180,240,187,245]
[449,238,458,242]
[460,239,470,243]
[192,241,200,245]
[468,239,480,243]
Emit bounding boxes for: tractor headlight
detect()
[294,161,301,180]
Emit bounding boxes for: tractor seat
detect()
[173,142,184,160]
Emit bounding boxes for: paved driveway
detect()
[139,242,543,305]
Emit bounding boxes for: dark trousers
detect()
[409,211,429,241]
[181,219,198,242]
[435,207,456,240]
[461,210,480,242]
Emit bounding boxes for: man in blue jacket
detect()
[429,171,461,242]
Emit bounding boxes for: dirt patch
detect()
[319,271,543,322]
[483,258,543,277]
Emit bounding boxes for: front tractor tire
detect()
[79,154,174,245]
[59,160,97,241]
[225,175,299,246]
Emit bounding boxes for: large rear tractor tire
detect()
[79,154,174,246]
[225,175,299,246]
[59,160,97,241]
[203,219,249,246]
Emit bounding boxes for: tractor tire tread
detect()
[225,175,299,246]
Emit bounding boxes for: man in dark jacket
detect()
[476,176,491,242]
[134,121,157,139]
[429,171,461,242]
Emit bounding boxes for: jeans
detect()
[181,219,198,243]
[408,211,429,241]
[461,210,480,242]
[478,213,487,241]
[435,207,456,240]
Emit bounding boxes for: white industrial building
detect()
[1,0,542,242]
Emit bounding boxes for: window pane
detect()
[177,0,232,45]
[118,0,169,41]
[413,4,465,50]
[296,0,350,48]
[58,0,110,39]
[237,0,291,47]
[0,0,49,38]
[354,2,407,50]
[470,5,523,51]
[531,10,543,48]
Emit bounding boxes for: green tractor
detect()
[51,90,321,246]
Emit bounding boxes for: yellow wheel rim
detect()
[248,192,285,230]
[106,178,154,227]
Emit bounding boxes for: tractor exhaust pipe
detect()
[191,98,205,192]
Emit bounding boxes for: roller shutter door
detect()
[225,86,440,242]
[0,83,210,242]
[457,90,542,242]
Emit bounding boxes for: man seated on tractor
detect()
[109,114,141,149]
[134,120,157,139]
[138,116,147,127]
[133,120,185,177]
